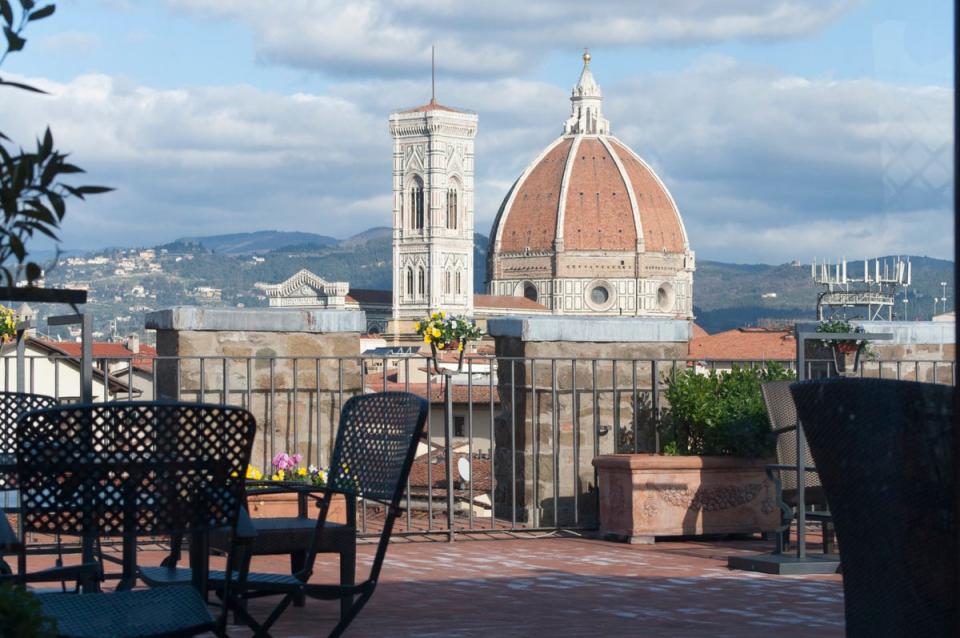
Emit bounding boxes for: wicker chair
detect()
[791,378,955,637]
[0,391,58,576]
[2,401,257,638]
[761,380,833,553]
[160,391,429,637]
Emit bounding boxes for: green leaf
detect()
[40,126,51,157]
[25,261,41,283]
[0,1,12,27]
[75,185,113,195]
[18,0,34,10]
[3,25,25,52]
[27,4,52,21]
[0,77,46,93]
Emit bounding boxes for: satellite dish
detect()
[457,457,471,482]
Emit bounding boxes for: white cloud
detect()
[166,0,857,77]
[0,54,951,263]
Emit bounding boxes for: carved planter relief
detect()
[593,454,779,544]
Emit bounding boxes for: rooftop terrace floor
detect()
[198,532,843,637]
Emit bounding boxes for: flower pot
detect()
[247,490,347,524]
[592,454,779,544]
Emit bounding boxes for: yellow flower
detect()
[431,327,440,338]
[437,342,445,349]
[271,473,282,481]
[245,464,263,480]
[423,334,431,344]
[414,321,421,331]
[458,342,464,352]
[297,467,307,477]
[439,311,445,319]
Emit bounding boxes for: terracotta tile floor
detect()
[212,532,843,637]
[12,530,844,637]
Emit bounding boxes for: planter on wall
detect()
[247,490,348,525]
[593,454,779,544]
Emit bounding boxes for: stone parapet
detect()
[490,317,691,528]
[146,307,364,472]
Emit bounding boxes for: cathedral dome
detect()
[486,53,695,318]
[489,136,687,255]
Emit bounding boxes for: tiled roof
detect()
[408,449,492,492]
[400,99,468,114]
[692,323,709,338]
[39,339,157,372]
[688,328,795,362]
[345,288,392,305]
[474,294,549,311]
[492,134,686,255]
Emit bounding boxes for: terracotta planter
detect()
[593,454,779,544]
[247,490,348,524]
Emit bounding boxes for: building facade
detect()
[389,99,479,321]
[486,52,695,318]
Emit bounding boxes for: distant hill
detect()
[169,231,339,255]
[43,228,954,339]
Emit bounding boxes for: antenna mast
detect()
[431,45,435,102]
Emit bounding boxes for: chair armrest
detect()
[234,507,257,541]
[0,508,20,551]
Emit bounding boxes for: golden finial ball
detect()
[583,49,591,64]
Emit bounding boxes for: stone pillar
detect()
[488,316,691,528]
[146,307,365,472]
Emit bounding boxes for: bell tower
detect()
[388,87,478,324]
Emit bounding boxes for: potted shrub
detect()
[816,319,871,375]
[415,311,483,375]
[593,364,792,543]
[244,454,347,523]
[0,583,57,637]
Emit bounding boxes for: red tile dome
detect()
[490,134,687,255]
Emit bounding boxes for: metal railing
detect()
[1,352,954,540]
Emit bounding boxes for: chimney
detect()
[125,333,140,354]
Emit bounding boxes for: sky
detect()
[0,0,953,264]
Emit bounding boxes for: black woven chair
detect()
[3,401,257,638]
[0,391,58,575]
[791,378,955,637]
[188,391,427,637]
[761,381,833,553]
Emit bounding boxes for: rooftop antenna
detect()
[431,44,436,103]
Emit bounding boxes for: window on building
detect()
[523,282,538,302]
[418,267,425,296]
[446,188,458,229]
[444,271,451,294]
[456,272,462,295]
[454,416,465,437]
[410,176,424,230]
[406,268,414,298]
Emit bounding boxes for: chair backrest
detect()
[0,391,57,489]
[791,378,955,637]
[327,392,429,506]
[16,402,257,539]
[761,380,821,491]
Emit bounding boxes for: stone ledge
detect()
[797,320,955,345]
[487,316,691,342]
[145,306,366,333]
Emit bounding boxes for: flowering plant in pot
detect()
[415,311,483,374]
[816,319,871,373]
[0,305,16,343]
[245,453,329,487]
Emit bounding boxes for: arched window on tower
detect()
[446,187,458,229]
[410,176,424,230]
[456,272,462,295]
[444,271,451,295]
[406,268,414,298]
[417,267,425,297]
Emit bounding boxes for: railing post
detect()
[444,374,456,542]
[651,360,660,454]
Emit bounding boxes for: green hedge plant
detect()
[661,363,794,458]
[0,583,57,637]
